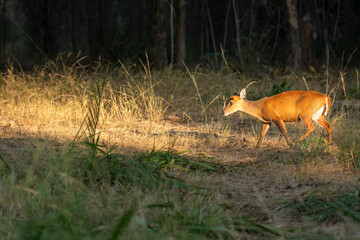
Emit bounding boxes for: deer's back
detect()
[261,90,328,122]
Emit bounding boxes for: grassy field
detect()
[0,58,359,239]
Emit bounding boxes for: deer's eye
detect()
[230,102,234,106]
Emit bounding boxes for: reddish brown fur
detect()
[223,90,331,147]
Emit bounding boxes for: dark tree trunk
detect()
[300,14,312,67]
[0,0,7,54]
[150,0,168,68]
[232,0,242,64]
[71,0,89,55]
[87,0,104,59]
[286,0,302,69]
[53,1,71,54]
[175,0,186,68]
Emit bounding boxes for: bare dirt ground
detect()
[1,115,359,238]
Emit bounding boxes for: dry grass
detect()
[0,59,359,239]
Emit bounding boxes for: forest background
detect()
[1,0,359,70]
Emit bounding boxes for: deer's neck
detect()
[240,99,268,122]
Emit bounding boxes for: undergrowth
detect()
[282,188,360,224]
[292,136,329,164]
[336,120,360,170]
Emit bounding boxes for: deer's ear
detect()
[239,89,246,99]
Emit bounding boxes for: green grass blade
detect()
[109,202,137,240]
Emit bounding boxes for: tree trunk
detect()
[0,0,7,54]
[300,14,312,67]
[232,0,242,64]
[87,0,104,59]
[175,0,186,68]
[70,0,89,56]
[286,0,302,69]
[150,0,168,69]
[205,0,217,68]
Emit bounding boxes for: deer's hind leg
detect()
[299,115,315,141]
[315,115,332,142]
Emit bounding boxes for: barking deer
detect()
[223,89,332,147]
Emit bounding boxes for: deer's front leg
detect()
[256,123,271,148]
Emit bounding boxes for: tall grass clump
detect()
[105,67,171,124]
[0,60,88,129]
[0,58,179,138]
[332,70,360,170]
[292,136,329,165]
[336,119,360,170]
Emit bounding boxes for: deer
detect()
[223,89,332,147]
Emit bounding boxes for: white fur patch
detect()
[324,100,329,116]
[312,105,324,122]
